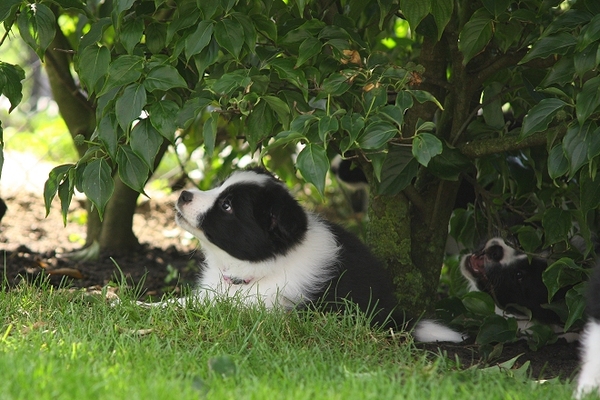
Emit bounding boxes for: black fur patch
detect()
[200,179,308,262]
[587,262,600,321]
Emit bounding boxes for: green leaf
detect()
[198,0,218,19]
[296,144,329,195]
[547,145,568,179]
[576,76,600,125]
[543,258,588,301]
[427,145,472,181]
[476,314,518,345]
[146,22,167,54]
[542,208,571,246]
[82,158,115,219]
[120,17,144,54]
[564,283,586,331]
[262,96,290,129]
[130,119,164,170]
[340,113,365,153]
[201,112,217,156]
[57,176,74,226]
[246,100,274,152]
[458,10,493,65]
[296,37,322,68]
[520,32,577,64]
[574,43,597,77]
[44,164,74,217]
[317,115,339,142]
[270,59,309,99]
[78,46,110,94]
[165,1,200,44]
[412,133,442,167]
[185,20,214,59]
[0,62,25,112]
[194,38,220,75]
[0,0,22,23]
[144,64,188,92]
[377,146,418,195]
[100,55,144,95]
[79,17,112,49]
[148,100,179,142]
[520,98,567,139]
[578,13,600,50]
[481,0,510,17]
[462,291,496,316]
[541,57,575,87]
[16,3,56,59]
[580,170,600,216]
[177,96,212,129]
[358,121,397,150]
[212,70,251,96]
[114,0,135,15]
[563,122,599,178]
[214,18,245,59]
[260,130,305,158]
[320,73,351,97]
[399,0,431,31]
[482,82,505,129]
[115,83,147,130]
[96,113,119,160]
[407,90,443,109]
[516,226,542,254]
[117,145,150,193]
[252,14,277,42]
[231,12,257,54]
[430,0,453,39]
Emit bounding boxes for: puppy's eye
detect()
[221,199,232,213]
[516,270,524,280]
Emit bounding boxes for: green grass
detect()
[0,281,576,400]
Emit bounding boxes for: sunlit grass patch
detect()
[0,280,577,400]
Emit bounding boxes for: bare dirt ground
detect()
[0,157,582,383]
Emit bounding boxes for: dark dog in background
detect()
[460,237,566,325]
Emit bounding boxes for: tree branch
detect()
[458,125,567,159]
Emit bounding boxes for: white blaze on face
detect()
[483,238,528,266]
[175,170,275,236]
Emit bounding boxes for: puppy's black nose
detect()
[178,190,194,205]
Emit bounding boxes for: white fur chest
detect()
[192,214,340,309]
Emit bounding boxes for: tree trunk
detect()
[98,176,141,252]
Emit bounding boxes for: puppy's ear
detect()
[258,184,308,244]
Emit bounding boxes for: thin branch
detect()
[450,84,525,146]
[458,125,567,159]
[402,184,427,215]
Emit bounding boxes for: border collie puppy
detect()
[174,168,463,343]
[460,238,564,325]
[576,262,600,398]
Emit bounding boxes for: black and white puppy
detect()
[174,168,463,343]
[576,262,600,398]
[460,237,564,325]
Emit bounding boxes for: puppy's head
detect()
[175,169,308,261]
[460,238,559,323]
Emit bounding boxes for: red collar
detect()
[223,275,253,285]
